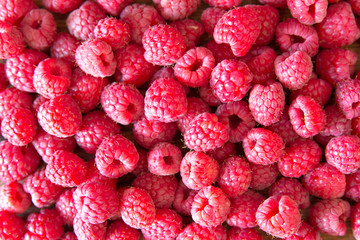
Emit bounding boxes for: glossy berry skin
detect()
[0,211,26,240]
[106,219,141,240]
[0,181,31,214]
[336,79,360,119]
[0,22,24,59]
[26,209,64,240]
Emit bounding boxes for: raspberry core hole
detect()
[248,139,257,150]
[31,20,42,30]
[290,35,305,44]
[352,101,360,111]
[189,60,203,71]
[228,114,242,129]
[14,192,23,203]
[126,103,136,114]
[50,67,61,76]
[163,156,174,165]
[308,4,316,17]
[100,54,109,66]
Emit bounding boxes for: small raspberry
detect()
[169,19,204,49]
[285,221,321,240]
[352,203,360,239]
[0,211,26,240]
[26,209,64,240]
[227,227,262,240]
[43,0,83,14]
[249,162,279,190]
[50,32,81,66]
[203,0,241,8]
[56,188,77,226]
[172,181,198,216]
[73,215,107,240]
[198,83,221,107]
[207,142,236,164]
[0,181,31,214]
[346,168,360,202]
[205,40,237,64]
[0,22,24,59]
[201,7,226,35]
[106,219,140,240]
[147,142,182,176]
[288,0,327,25]
[153,0,201,20]
[0,0,36,24]
[336,79,360,119]
[95,0,132,16]
[256,195,302,238]
[290,78,332,106]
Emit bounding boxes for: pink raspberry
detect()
[106,219,140,240]
[95,134,138,178]
[315,48,357,86]
[198,83,221,107]
[213,7,260,57]
[5,49,47,93]
[184,112,229,152]
[288,0,327,25]
[0,0,36,24]
[120,187,156,229]
[37,94,82,138]
[95,0,132,16]
[346,169,360,202]
[66,1,106,41]
[174,47,215,88]
[203,0,241,9]
[275,50,312,90]
[210,59,253,103]
[114,43,158,87]
[120,4,165,45]
[205,40,237,64]
[352,203,360,239]
[278,139,322,178]
[227,227,262,240]
[256,195,301,238]
[0,141,40,184]
[141,209,183,240]
[173,181,198,216]
[153,0,201,20]
[285,221,321,240]
[33,58,72,99]
[243,128,285,165]
[259,0,286,8]
[1,108,37,146]
[180,151,219,190]
[26,209,64,240]
[0,181,31,214]
[249,162,279,190]
[336,79,360,119]
[50,32,80,66]
[177,222,220,240]
[0,22,24,59]
[275,18,319,57]
[101,82,144,125]
[42,0,83,14]
[191,185,230,227]
[147,142,182,176]
[226,190,265,228]
[309,199,350,236]
[290,78,332,106]
[145,77,187,122]
[316,2,360,48]
[169,19,204,49]
[142,24,186,66]
[0,211,26,240]
[207,142,236,164]
[201,7,226,35]
[56,188,77,226]
[73,215,107,240]
[302,163,346,199]
[218,156,251,198]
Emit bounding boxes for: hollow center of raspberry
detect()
[100,54,109,66]
[31,20,42,30]
[308,4,316,18]
[127,103,136,114]
[248,139,257,150]
[228,114,242,129]
[189,60,203,71]
[50,67,61,76]
[163,156,173,165]
[14,192,23,203]
[352,101,360,111]
[290,35,305,44]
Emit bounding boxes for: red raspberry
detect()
[141,209,183,240]
[256,195,301,238]
[249,81,285,126]
[336,79,360,119]
[147,142,182,176]
[0,22,24,59]
[33,58,72,99]
[120,4,165,45]
[0,141,40,184]
[207,141,236,164]
[201,7,226,35]
[275,50,312,90]
[106,219,140,240]
[0,0,36,24]
[243,128,285,165]
[288,0,327,25]
[278,139,322,178]
[1,108,37,146]
[145,78,187,122]
[315,48,357,86]
[275,18,319,57]
[227,227,262,240]
[5,49,47,93]
[43,0,83,14]
[115,43,158,87]
[226,189,265,228]
[131,147,148,176]
[66,1,106,41]
[153,0,201,20]
[50,32,81,66]
[56,188,77,226]
[349,0,360,15]
[83,159,118,189]
[184,112,229,152]
[0,181,31,214]
[133,117,178,149]
[198,83,221,107]
[249,162,279,190]
[169,19,204,49]
[180,151,219,190]
[309,199,350,236]
[317,2,360,48]
[61,232,78,240]
[285,221,321,240]
[205,40,237,64]
[0,211,26,240]
[0,63,8,90]
[302,163,346,199]
[218,156,251,198]
[203,0,241,9]
[290,78,332,106]
[73,215,107,240]
[173,181,198,216]
[174,47,215,87]
[26,209,64,240]
[95,0,132,16]
[213,7,260,57]
[142,24,186,66]
[177,222,219,240]
[37,94,82,138]
[352,203,360,239]
[346,169,360,202]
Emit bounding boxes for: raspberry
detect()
[201,7,226,35]
[226,189,265,228]
[249,162,279,190]
[147,142,182,176]
[83,159,118,189]
[336,79,360,119]
[290,78,332,106]
[33,58,72,99]
[133,117,178,149]
[309,199,350,236]
[141,209,183,240]
[142,24,186,66]
[349,0,360,15]
[346,169,360,202]
[32,129,76,164]
[208,142,236,164]
[153,0,201,20]
[61,232,78,240]
[217,156,251,198]
[42,0,83,14]
[315,48,357,86]
[73,215,107,240]
[353,116,360,138]
[286,221,321,240]
[26,209,64,240]
[205,40,237,64]
[0,63,8,90]
[114,43,158,87]
[174,47,215,88]
[120,4,165,45]
[0,211,26,240]
[243,128,285,165]
[0,22,24,59]
[275,18,319,57]
[0,0,36,24]
[177,222,220,240]
[180,151,219,190]
[184,112,229,152]
[227,227,262,240]
[56,188,77,226]
[106,219,140,240]
[120,187,156,229]
[259,0,287,8]
[213,7,260,57]
[173,181,198,216]
[145,78,187,123]
[169,19,204,49]
[203,0,241,8]
[95,0,132,16]
[37,94,82,138]
[0,181,31,214]
[198,84,221,107]
[131,147,148,176]
[302,163,346,199]
[5,49,47,93]
[352,203,360,239]
[288,0,327,25]
[256,195,302,238]
[1,108,37,146]
[316,2,360,48]
[66,1,106,41]
[50,32,81,66]
[0,141,40,184]
[275,50,313,90]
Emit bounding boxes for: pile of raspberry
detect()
[1,0,360,239]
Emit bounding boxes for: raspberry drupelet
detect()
[56,188,77,226]
[0,181,31,214]
[346,169,360,202]
[249,162,279,190]
[205,40,237,64]
[147,142,182,176]
[203,0,241,9]
[50,32,80,66]
[73,215,107,240]
[198,83,221,107]
[290,78,332,106]
[208,141,236,164]
[83,159,118,189]
[169,19,204,50]
[106,219,141,240]
[286,221,322,240]
[177,222,220,240]
[200,7,226,35]
[0,22,24,59]
[0,88,33,120]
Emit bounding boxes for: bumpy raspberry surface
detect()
[203,0,241,8]
[56,188,77,226]
[32,94,49,113]
[50,32,80,66]
[94,18,130,51]
[172,181,197,216]
[106,219,140,240]
[286,221,321,240]
[147,142,182,175]
[61,232,78,240]
[336,79,360,119]
[0,181,31,214]
[177,222,220,240]
[169,19,204,49]
[198,83,221,107]
[95,0,132,16]
[0,22,24,59]
[0,211,26,240]
[352,203,360,239]
[43,0,83,14]
[205,40,237,64]
[249,162,279,190]
[291,78,332,107]
[73,215,107,240]
[131,148,148,176]
[207,142,236,164]
[0,0,36,24]
[227,227,262,240]
[153,0,201,20]
[213,7,260,57]
[201,7,226,35]
[26,209,64,240]
[346,169,360,202]
[288,0,327,25]
[83,159,118,189]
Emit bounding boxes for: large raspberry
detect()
[73,215,107,240]
[147,142,182,176]
[249,162,279,190]
[26,209,64,240]
[0,211,26,240]
[0,0,36,24]
[0,181,31,214]
[0,22,24,59]
[287,0,327,25]
[201,7,226,35]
